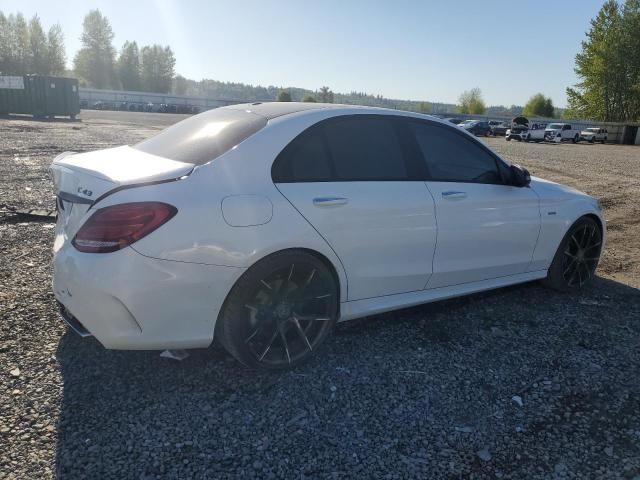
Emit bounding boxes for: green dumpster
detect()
[0,75,80,119]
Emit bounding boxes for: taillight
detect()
[72,202,177,253]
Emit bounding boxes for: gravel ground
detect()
[1,111,639,479]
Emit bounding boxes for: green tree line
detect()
[73,10,175,93]
[0,9,176,93]
[0,12,66,75]
[567,0,640,121]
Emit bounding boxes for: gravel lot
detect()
[1,111,639,479]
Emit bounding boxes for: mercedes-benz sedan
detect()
[51,103,605,368]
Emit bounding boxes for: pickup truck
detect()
[544,123,581,143]
[523,123,547,142]
[580,127,608,143]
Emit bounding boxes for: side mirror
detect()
[510,164,531,187]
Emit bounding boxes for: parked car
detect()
[580,127,608,143]
[545,123,581,143]
[445,117,464,124]
[524,123,547,142]
[51,103,605,368]
[489,121,509,136]
[458,120,491,136]
[144,103,155,112]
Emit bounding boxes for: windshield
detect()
[547,123,564,129]
[133,108,267,165]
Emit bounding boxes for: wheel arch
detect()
[583,213,604,237]
[215,247,344,336]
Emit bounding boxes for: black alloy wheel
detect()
[218,251,338,369]
[543,216,602,291]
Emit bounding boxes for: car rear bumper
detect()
[52,243,245,350]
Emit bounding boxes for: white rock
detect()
[455,426,473,433]
[477,448,491,462]
[511,395,523,407]
[9,368,20,377]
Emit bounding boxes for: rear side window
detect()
[133,108,267,165]
[272,115,411,182]
[409,121,503,184]
[272,128,332,182]
[324,116,407,180]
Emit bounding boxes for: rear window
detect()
[133,108,267,165]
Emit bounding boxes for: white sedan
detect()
[51,103,605,368]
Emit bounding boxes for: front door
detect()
[405,119,540,289]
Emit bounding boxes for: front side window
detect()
[272,115,410,182]
[408,121,503,184]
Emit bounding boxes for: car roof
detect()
[222,102,351,120]
[221,101,447,125]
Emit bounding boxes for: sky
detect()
[6,0,607,107]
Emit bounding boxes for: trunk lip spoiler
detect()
[88,171,193,209]
[58,191,94,205]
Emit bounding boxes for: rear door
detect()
[405,119,540,289]
[273,115,437,301]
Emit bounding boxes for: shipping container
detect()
[0,75,80,119]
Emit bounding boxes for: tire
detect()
[602,138,606,144]
[506,137,511,141]
[217,250,339,369]
[525,135,531,142]
[572,134,578,144]
[542,216,602,292]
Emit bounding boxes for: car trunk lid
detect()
[50,145,194,236]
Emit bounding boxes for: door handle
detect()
[441,191,467,200]
[313,196,348,207]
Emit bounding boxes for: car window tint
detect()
[133,108,267,165]
[324,116,408,180]
[272,128,332,182]
[409,122,502,184]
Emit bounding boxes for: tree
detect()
[73,10,116,88]
[522,93,555,117]
[317,86,334,103]
[566,0,640,121]
[12,13,30,74]
[0,12,66,75]
[419,101,431,113]
[140,44,175,93]
[47,24,66,74]
[173,74,188,95]
[302,94,316,103]
[277,90,292,102]
[0,12,11,74]
[458,88,486,114]
[117,41,141,90]
[28,15,47,74]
